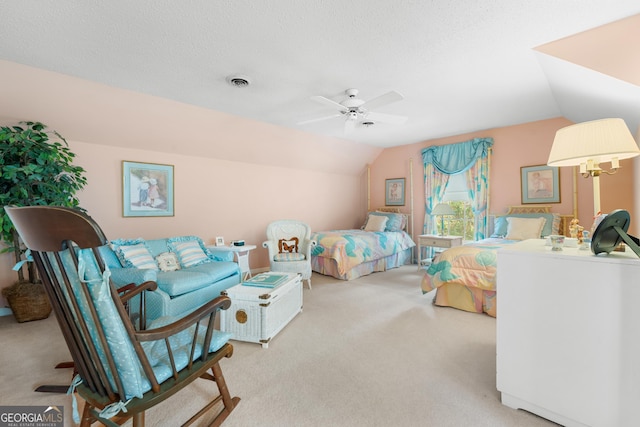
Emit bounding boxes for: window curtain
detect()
[421,137,493,259]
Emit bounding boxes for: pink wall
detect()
[368,117,636,239]
[2,115,636,310]
[0,139,371,306]
[0,60,386,309]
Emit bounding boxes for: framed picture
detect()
[122,161,175,217]
[385,178,406,206]
[215,236,225,246]
[521,165,560,204]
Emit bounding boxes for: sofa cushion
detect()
[110,239,159,271]
[167,236,210,268]
[145,239,171,257]
[155,261,238,297]
[155,270,215,297]
[188,261,239,282]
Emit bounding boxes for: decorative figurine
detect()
[569,218,580,239]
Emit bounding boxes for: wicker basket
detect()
[2,282,52,323]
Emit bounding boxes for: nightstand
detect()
[417,234,463,268]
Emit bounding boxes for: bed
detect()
[311,208,416,280]
[421,205,573,317]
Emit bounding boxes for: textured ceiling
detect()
[1,1,639,148]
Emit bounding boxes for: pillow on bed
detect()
[491,213,559,238]
[364,215,388,232]
[366,212,406,232]
[505,217,546,240]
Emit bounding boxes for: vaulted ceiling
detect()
[1,1,639,149]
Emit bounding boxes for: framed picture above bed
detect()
[385,178,405,206]
[520,164,560,204]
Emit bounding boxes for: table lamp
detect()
[547,118,640,216]
[432,203,455,236]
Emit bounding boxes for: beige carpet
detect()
[0,266,555,427]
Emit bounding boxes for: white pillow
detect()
[156,252,181,272]
[505,217,546,240]
[364,215,388,232]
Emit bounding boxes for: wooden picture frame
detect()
[521,165,560,204]
[123,161,175,217]
[385,178,406,206]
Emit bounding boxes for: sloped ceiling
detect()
[0,0,639,155]
[535,13,640,137]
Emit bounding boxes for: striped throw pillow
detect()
[117,243,159,270]
[172,240,209,268]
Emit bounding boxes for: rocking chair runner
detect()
[5,206,240,427]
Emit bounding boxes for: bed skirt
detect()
[312,248,413,281]
[431,282,497,317]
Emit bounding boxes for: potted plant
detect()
[0,121,87,321]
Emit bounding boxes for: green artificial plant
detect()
[0,121,87,283]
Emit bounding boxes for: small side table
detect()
[207,244,257,281]
[418,234,463,268]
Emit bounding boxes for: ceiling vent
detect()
[226,74,251,88]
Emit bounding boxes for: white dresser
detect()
[496,239,640,427]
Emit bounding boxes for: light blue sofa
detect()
[98,236,240,322]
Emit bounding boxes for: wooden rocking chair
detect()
[5,206,240,426]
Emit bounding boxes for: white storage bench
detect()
[220,272,302,348]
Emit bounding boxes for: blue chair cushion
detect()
[68,249,150,400]
[142,316,232,384]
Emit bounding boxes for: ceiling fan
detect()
[299,88,408,133]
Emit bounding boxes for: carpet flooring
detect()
[0,266,556,426]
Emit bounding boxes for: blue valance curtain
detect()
[422,137,493,258]
[421,137,493,175]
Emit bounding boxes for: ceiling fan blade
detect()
[310,95,348,113]
[359,90,404,111]
[366,111,408,125]
[297,113,342,125]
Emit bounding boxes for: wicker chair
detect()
[5,206,240,427]
[263,220,316,289]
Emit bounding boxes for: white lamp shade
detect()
[432,203,455,216]
[547,118,640,167]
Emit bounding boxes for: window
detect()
[442,173,475,241]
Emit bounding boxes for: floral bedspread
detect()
[421,238,517,293]
[312,230,415,276]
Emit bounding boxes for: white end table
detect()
[207,244,257,281]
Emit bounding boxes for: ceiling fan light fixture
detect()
[226,74,252,88]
